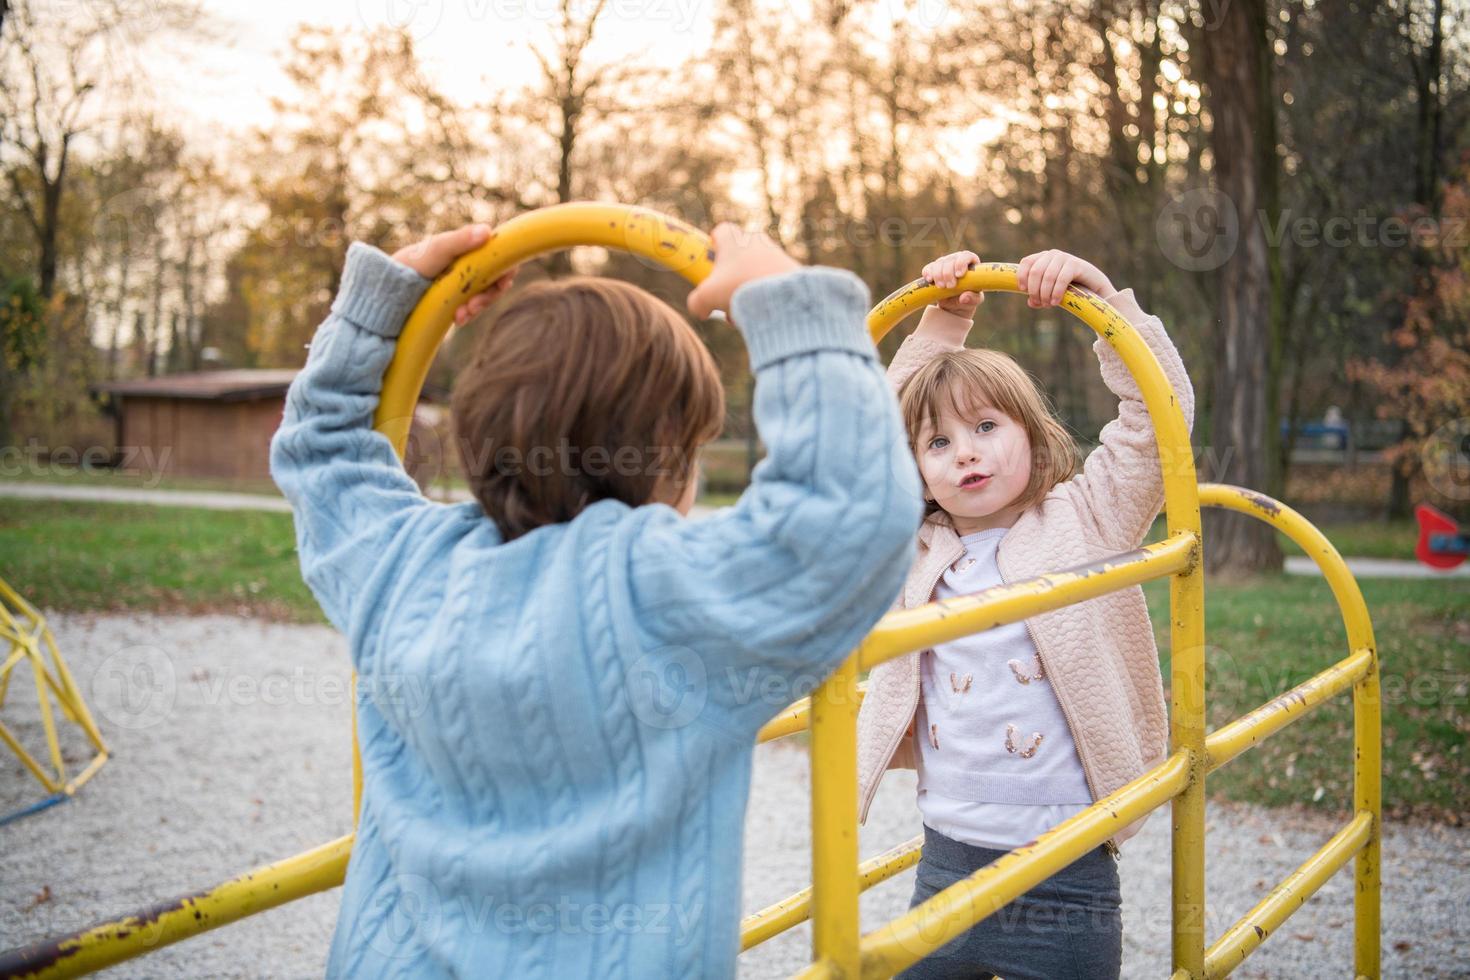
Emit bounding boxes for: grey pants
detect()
[897,825,1123,980]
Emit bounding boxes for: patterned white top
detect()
[914,528,1093,850]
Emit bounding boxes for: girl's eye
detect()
[928,436,949,450]
[977,420,996,433]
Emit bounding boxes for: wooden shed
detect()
[92,370,300,482]
[92,370,452,486]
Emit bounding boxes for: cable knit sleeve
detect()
[624,267,924,730]
[269,242,437,641]
[1061,287,1196,553]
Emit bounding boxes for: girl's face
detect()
[915,396,1033,534]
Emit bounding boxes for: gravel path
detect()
[1,613,1465,978]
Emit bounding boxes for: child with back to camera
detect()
[270,221,924,978]
[855,248,1195,980]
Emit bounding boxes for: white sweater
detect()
[915,527,1093,850]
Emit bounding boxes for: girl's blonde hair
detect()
[899,348,1079,520]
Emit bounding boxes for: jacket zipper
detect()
[859,537,962,822]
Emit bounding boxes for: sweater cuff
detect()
[729,266,875,372]
[912,304,974,347]
[1099,286,1149,327]
[330,242,433,338]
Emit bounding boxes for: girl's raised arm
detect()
[1063,287,1196,553]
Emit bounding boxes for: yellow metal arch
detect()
[801,270,1210,978]
[0,577,109,803]
[363,202,714,819]
[0,212,1381,980]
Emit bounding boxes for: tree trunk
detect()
[546,91,577,278]
[1388,0,1447,520]
[1198,0,1283,574]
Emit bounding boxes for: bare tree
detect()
[0,0,202,299]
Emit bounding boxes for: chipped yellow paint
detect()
[0,838,352,979]
[3,228,1379,980]
[1203,812,1374,979]
[858,752,1192,977]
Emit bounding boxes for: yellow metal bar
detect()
[0,836,353,979]
[0,714,62,793]
[1198,484,1380,978]
[0,578,110,799]
[794,960,838,980]
[1203,810,1374,979]
[859,751,1191,978]
[351,673,362,824]
[756,684,868,744]
[41,627,107,751]
[0,646,24,706]
[741,836,922,951]
[30,641,66,784]
[1196,485,1377,654]
[868,268,1207,977]
[809,656,862,976]
[378,203,714,455]
[858,533,1197,672]
[1353,648,1383,979]
[758,698,813,744]
[61,749,110,796]
[1205,648,1373,772]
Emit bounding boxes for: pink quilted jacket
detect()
[855,288,1194,852]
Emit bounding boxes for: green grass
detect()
[0,463,283,497]
[0,501,323,622]
[1143,574,1468,825]
[1144,515,1419,561]
[1275,519,1418,561]
[3,500,1464,822]
[1,462,743,511]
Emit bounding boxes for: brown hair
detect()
[898,348,1079,520]
[451,276,725,541]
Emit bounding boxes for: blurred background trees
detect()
[2,0,1467,571]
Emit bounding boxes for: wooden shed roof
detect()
[93,370,299,402]
[93,369,450,403]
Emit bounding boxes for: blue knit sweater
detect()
[270,242,922,978]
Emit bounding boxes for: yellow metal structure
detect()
[0,206,1382,980]
[0,576,108,801]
